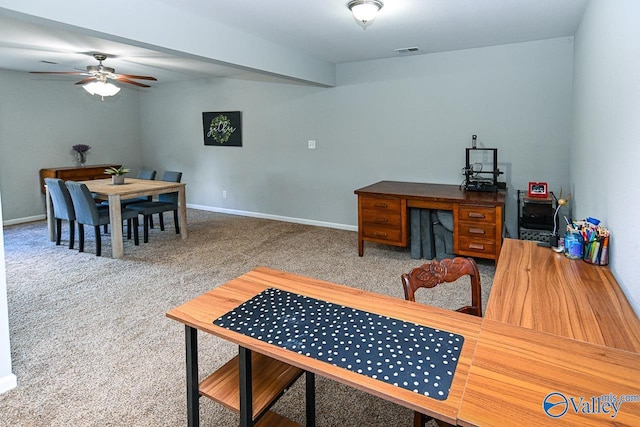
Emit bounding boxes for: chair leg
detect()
[127,219,132,240]
[173,210,180,234]
[149,215,154,229]
[104,224,108,234]
[95,225,101,257]
[159,212,165,231]
[133,218,139,245]
[69,221,75,250]
[78,224,85,253]
[55,219,62,245]
[143,215,149,244]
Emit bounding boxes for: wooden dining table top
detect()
[83,177,185,198]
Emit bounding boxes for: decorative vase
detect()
[112,175,125,185]
[75,151,87,167]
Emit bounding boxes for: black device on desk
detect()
[463,145,505,192]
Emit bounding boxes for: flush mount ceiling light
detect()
[348,0,384,29]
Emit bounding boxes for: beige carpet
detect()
[0,209,494,426]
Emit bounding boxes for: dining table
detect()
[45,177,187,258]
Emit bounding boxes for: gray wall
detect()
[572,0,640,312]
[0,69,143,221]
[138,37,574,237]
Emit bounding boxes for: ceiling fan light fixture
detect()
[83,80,121,98]
[348,0,383,29]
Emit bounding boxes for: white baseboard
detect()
[0,373,17,394]
[187,204,357,232]
[2,208,358,233]
[3,214,46,226]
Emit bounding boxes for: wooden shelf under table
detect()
[199,352,303,422]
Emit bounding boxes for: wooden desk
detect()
[486,239,640,352]
[45,178,187,258]
[169,266,640,426]
[459,319,640,426]
[355,181,505,261]
[39,164,119,193]
[167,267,483,426]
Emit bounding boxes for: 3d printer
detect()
[463,146,505,192]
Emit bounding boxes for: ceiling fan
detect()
[30,53,157,97]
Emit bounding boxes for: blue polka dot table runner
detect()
[213,288,463,400]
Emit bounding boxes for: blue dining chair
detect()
[44,178,76,249]
[127,171,182,243]
[66,181,140,256]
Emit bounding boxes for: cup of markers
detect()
[565,217,609,266]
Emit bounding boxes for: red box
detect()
[528,182,548,198]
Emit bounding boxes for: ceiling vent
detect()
[394,47,420,54]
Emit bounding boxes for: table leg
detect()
[239,346,253,427]
[306,371,316,427]
[178,186,188,240]
[45,185,55,242]
[185,326,199,427]
[108,195,124,258]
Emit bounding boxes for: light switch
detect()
[308,140,316,149]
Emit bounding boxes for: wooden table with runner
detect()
[167,267,483,426]
[46,177,187,258]
[167,244,640,426]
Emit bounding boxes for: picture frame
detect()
[202,111,242,146]
[528,182,549,198]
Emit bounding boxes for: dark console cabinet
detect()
[39,164,120,193]
[517,190,555,242]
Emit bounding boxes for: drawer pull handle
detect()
[375,218,389,223]
[374,203,389,208]
[469,243,485,250]
[373,231,388,237]
[469,228,485,234]
[468,212,486,219]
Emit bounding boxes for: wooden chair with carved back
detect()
[401,257,482,427]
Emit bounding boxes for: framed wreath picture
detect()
[202,111,242,146]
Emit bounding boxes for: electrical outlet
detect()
[308,140,316,149]
[222,190,227,198]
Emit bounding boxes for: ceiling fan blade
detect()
[115,76,151,88]
[116,74,157,81]
[29,71,88,75]
[74,77,97,85]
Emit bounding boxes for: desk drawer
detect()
[458,205,496,224]
[358,195,407,248]
[361,196,401,213]
[457,236,496,256]
[457,221,496,240]
[362,210,402,227]
[362,224,403,243]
